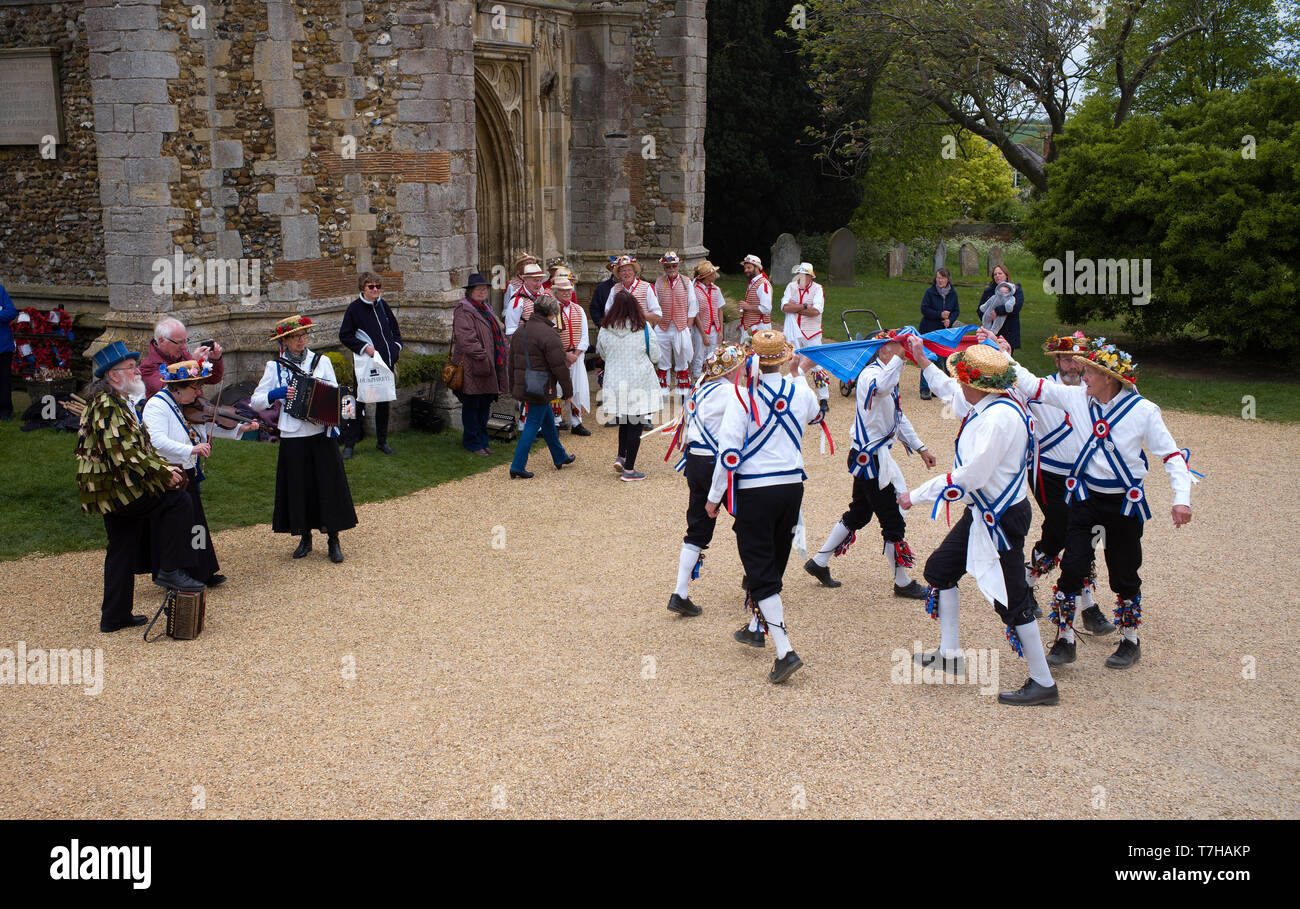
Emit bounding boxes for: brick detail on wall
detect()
[274,260,404,300]
[320,151,452,183]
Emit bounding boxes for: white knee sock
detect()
[1061,624,1076,644]
[939,587,960,657]
[1079,586,1094,610]
[1121,626,1138,643]
[757,594,792,658]
[818,386,829,402]
[748,613,759,632]
[1017,621,1055,687]
[884,542,910,586]
[675,544,700,599]
[815,521,850,567]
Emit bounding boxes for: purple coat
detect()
[452,298,508,396]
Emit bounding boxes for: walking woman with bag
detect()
[595,289,664,482]
[507,296,576,479]
[451,273,507,455]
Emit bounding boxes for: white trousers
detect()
[656,325,694,374]
[691,327,720,376]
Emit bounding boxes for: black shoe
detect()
[914,649,965,675]
[997,677,1060,706]
[556,453,576,469]
[154,568,205,591]
[769,651,803,684]
[377,443,396,455]
[292,535,312,558]
[206,574,227,587]
[509,469,534,479]
[570,424,592,437]
[819,400,829,415]
[803,559,841,588]
[100,614,149,633]
[1105,638,1140,669]
[894,579,928,599]
[920,390,932,400]
[1046,638,1077,666]
[667,593,701,617]
[734,625,765,647]
[341,446,354,460]
[327,535,343,563]
[1081,604,1116,636]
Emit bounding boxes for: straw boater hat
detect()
[550,276,575,292]
[520,262,546,278]
[1043,330,1091,356]
[750,328,794,368]
[946,343,1016,396]
[613,254,641,276]
[693,260,719,280]
[514,253,538,272]
[1073,336,1137,389]
[741,254,763,270]
[269,314,313,343]
[659,250,682,266]
[793,262,815,278]
[702,343,750,381]
[159,359,212,384]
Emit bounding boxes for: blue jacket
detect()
[978,284,1025,350]
[919,284,959,334]
[0,284,17,355]
[340,295,402,368]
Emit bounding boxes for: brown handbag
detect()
[441,340,464,391]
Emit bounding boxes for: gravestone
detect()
[828,227,856,286]
[770,232,801,287]
[933,240,946,273]
[988,245,1005,275]
[959,242,978,276]
[887,243,907,278]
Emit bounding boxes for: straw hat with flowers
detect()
[702,343,751,381]
[269,314,313,343]
[1073,337,1137,388]
[1042,330,1091,356]
[946,343,1017,395]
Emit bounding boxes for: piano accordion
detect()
[279,359,342,427]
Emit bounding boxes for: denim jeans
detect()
[461,393,492,451]
[510,401,569,472]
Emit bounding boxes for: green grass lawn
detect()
[0,395,513,562]
[718,252,1300,423]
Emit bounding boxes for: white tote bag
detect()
[354,351,397,403]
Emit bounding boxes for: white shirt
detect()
[1015,365,1192,507]
[504,285,538,336]
[1025,373,1082,475]
[142,388,241,469]
[684,377,732,456]
[251,348,338,439]
[919,362,974,419]
[780,279,825,340]
[851,355,924,454]
[743,274,772,318]
[708,372,821,501]
[619,278,661,317]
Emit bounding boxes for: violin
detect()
[183,395,264,433]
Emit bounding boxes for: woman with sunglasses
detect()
[340,271,402,457]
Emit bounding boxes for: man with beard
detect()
[737,254,772,342]
[76,341,204,633]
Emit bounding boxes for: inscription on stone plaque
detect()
[0,49,63,146]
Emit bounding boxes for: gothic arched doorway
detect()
[475,65,527,316]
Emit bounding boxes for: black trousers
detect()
[0,350,12,417]
[1030,469,1069,562]
[1058,492,1143,598]
[840,449,906,542]
[617,419,647,469]
[731,482,803,602]
[682,453,719,548]
[923,499,1036,628]
[359,400,390,445]
[184,468,220,581]
[100,488,196,626]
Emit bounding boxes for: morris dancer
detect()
[252,316,358,563]
[613,254,662,329]
[706,330,831,683]
[1005,335,1194,669]
[690,260,725,382]
[806,331,935,598]
[505,262,547,339]
[76,341,203,633]
[781,262,832,415]
[897,335,1059,705]
[1025,332,1112,636]
[664,343,749,617]
[505,252,538,303]
[738,254,772,342]
[551,275,591,436]
[653,251,698,395]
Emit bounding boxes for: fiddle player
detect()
[142,359,258,587]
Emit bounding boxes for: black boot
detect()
[1105,638,1140,669]
[1082,604,1116,636]
[327,534,343,563]
[100,614,149,633]
[769,651,804,684]
[734,625,765,647]
[997,678,1060,706]
[1046,638,1077,666]
[803,559,841,588]
[293,534,312,558]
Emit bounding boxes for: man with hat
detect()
[705,329,826,683]
[551,274,592,436]
[690,261,725,383]
[738,254,773,342]
[252,315,358,563]
[76,340,205,632]
[613,255,662,329]
[896,334,1059,705]
[339,272,402,456]
[781,262,833,415]
[653,251,698,395]
[1024,331,1112,637]
[505,252,539,303]
[589,256,620,328]
[140,316,226,399]
[806,330,936,599]
[142,359,258,586]
[1004,334,1194,670]
[665,342,750,618]
[505,262,550,339]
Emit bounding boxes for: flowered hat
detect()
[613,254,641,276]
[605,255,620,273]
[660,250,682,265]
[159,359,212,384]
[1073,336,1137,388]
[946,343,1016,396]
[750,329,793,367]
[1043,330,1091,356]
[693,260,719,280]
[740,254,763,270]
[269,314,313,342]
[703,343,751,381]
[793,262,815,278]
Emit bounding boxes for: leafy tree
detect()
[1023,74,1300,353]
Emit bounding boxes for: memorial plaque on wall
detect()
[0,48,64,146]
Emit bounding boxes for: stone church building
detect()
[0,0,707,381]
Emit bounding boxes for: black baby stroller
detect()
[837,308,884,397]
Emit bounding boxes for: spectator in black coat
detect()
[977,264,1025,351]
[588,256,619,327]
[918,267,959,399]
[339,271,402,456]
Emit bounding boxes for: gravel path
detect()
[2,387,1296,819]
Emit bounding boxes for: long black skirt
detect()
[184,469,220,581]
[272,433,358,535]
